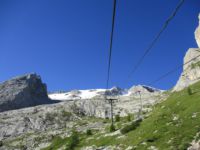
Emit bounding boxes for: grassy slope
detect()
[44,81,200,150]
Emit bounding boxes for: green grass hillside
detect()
[43,81,200,150]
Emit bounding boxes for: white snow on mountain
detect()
[48,89,107,100]
[48,85,162,101]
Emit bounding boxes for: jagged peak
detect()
[129,84,162,93]
[1,73,40,84]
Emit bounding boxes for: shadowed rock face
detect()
[0,73,52,112]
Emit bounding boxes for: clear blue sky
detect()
[0,0,199,91]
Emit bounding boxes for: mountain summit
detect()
[0,73,52,112]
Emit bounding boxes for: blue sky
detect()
[0,0,199,91]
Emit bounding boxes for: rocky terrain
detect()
[0,73,166,150]
[0,74,53,112]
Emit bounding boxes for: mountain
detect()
[49,89,107,100]
[48,85,162,101]
[128,85,163,95]
[0,83,166,150]
[173,14,200,91]
[48,87,127,101]
[0,73,53,112]
[47,85,164,119]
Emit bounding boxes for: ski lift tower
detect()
[136,90,143,119]
[105,90,118,128]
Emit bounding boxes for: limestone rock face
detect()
[0,73,52,112]
[173,14,200,91]
[195,14,200,48]
[173,13,200,91]
[173,48,200,91]
[0,102,79,148]
[184,48,200,70]
[0,100,108,149]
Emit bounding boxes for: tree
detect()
[86,129,92,136]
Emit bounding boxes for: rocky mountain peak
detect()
[0,73,52,112]
[106,86,124,95]
[129,85,161,94]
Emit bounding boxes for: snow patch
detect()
[48,89,106,101]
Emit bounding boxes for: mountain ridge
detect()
[48,85,163,101]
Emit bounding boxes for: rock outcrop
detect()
[173,48,200,91]
[128,85,162,95]
[104,86,125,96]
[174,14,200,91]
[188,140,200,150]
[195,14,200,48]
[0,73,52,112]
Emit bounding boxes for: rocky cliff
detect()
[174,14,200,91]
[0,73,52,112]
[195,14,200,48]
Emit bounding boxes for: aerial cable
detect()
[149,54,200,86]
[106,0,117,89]
[127,0,185,81]
[105,0,118,130]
